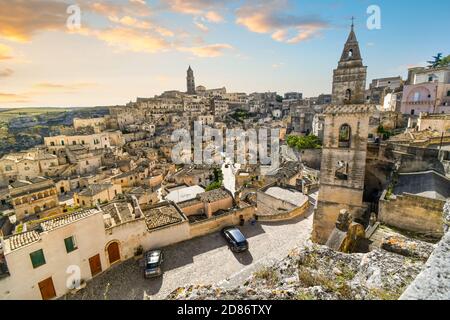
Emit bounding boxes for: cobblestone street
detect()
[64,208,314,300]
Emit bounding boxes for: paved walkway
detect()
[64,207,314,300]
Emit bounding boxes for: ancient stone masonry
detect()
[313,104,376,244]
[186,66,196,95]
[331,23,367,105]
[313,23,375,245]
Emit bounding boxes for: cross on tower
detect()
[351,16,355,29]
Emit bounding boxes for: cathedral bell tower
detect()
[331,19,367,105]
[313,21,375,245]
[187,66,196,95]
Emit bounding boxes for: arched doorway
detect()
[106,241,121,265]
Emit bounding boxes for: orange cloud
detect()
[236,0,328,44]
[179,43,233,58]
[0,92,30,103]
[0,43,13,60]
[0,68,13,77]
[162,0,226,23]
[0,0,68,42]
[33,82,98,91]
[82,27,170,54]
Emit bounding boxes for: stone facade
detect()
[186,66,196,95]
[313,105,375,244]
[331,24,367,105]
[313,20,375,245]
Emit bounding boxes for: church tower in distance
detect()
[312,21,375,245]
[186,66,196,95]
[331,21,367,105]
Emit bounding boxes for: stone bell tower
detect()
[331,20,367,105]
[186,66,196,95]
[312,21,375,244]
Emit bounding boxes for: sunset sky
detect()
[0,0,449,108]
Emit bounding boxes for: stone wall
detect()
[379,190,445,237]
[401,201,450,300]
[189,205,255,239]
[299,149,322,170]
[257,201,310,222]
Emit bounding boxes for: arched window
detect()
[339,124,351,148]
[345,89,352,103]
[348,49,353,58]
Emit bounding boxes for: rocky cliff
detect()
[168,237,434,300]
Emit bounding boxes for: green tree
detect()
[206,168,224,191]
[438,55,450,67]
[427,53,443,68]
[286,134,322,150]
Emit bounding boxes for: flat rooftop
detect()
[393,171,450,200]
[264,187,308,207]
[165,185,205,203]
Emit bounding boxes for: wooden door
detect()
[107,242,120,264]
[38,277,56,300]
[89,254,102,276]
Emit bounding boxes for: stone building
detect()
[187,66,196,95]
[331,22,367,105]
[400,66,450,115]
[313,23,376,244]
[74,183,122,208]
[9,177,62,222]
[417,113,450,132]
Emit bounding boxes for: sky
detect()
[0,0,449,108]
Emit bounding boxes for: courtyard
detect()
[64,206,314,300]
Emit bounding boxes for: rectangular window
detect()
[447,91,450,97]
[30,249,46,268]
[64,236,77,253]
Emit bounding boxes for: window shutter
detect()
[64,237,76,253]
[30,250,46,268]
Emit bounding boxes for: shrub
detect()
[287,134,322,150]
[253,267,279,287]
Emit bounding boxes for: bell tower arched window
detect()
[339,124,351,148]
[348,49,353,58]
[345,89,352,103]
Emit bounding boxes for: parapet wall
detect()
[379,190,445,237]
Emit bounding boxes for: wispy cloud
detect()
[0,43,13,60]
[78,26,171,54]
[0,68,13,77]
[0,92,30,103]
[178,43,233,58]
[33,82,98,91]
[161,0,227,22]
[0,0,68,42]
[236,0,328,44]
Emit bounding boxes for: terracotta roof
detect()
[102,202,133,225]
[78,184,113,197]
[198,188,232,203]
[143,203,184,230]
[7,231,41,251]
[40,209,98,232]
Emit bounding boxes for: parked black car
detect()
[144,250,164,278]
[221,227,249,253]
